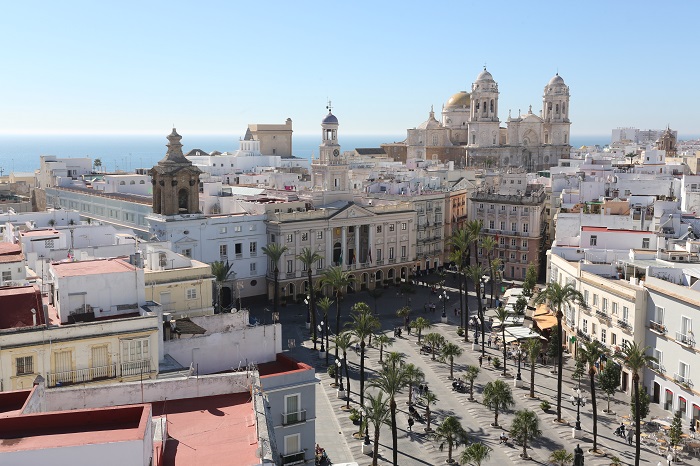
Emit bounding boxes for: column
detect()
[354,226,360,267]
[341,226,347,268]
[326,227,332,268]
[368,223,374,265]
[383,224,389,264]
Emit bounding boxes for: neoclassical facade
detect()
[265,201,417,300]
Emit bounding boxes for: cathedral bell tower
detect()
[542,73,571,146]
[468,67,500,146]
[149,129,202,216]
[312,103,348,191]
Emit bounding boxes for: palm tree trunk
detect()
[449,358,454,379]
[372,425,380,466]
[379,345,384,362]
[359,341,366,432]
[502,327,507,377]
[463,272,470,343]
[448,442,453,462]
[390,399,398,466]
[487,256,493,307]
[309,270,317,350]
[590,369,598,451]
[494,406,499,426]
[522,439,527,458]
[530,360,536,398]
[344,349,351,409]
[408,383,413,405]
[273,268,279,316]
[556,309,564,422]
[634,377,641,466]
[325,313,330,365]
[490,262,496,307]
[335,295,341,385]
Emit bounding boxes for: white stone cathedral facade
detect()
[407,68,571,172]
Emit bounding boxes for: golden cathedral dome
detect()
[445,91,470,109]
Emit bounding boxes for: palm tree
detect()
[369,363,409,466]
[93,158,102,172]
[403,363,424,406]
[262,242,288,317]
[385,351,406,370]
[510,409,541,460]
[317,296,333,364]
[483,379,514,427]
[549,449,573,466]
[577,339,605,451]
[422,390,438,432]
[396,306,411,331]
[465,219,482,265]
[441,342,463,379]
[321,266,354,385]
[434,416,467,463]
[460,442,491,466]
[533,282,588,422]
[424,332,445,361]
[210,260,234,313]
[481,235,497,306]
[333,331,354,408]
[494,306,511,376]
[465,264,488,355]
[621,341,657,466]
[365,391,391,466]
[625,151,637,164]
[410,317,432,343]
[523,338,542,399]
[463,365,480,401]
[297,247,323,349]
[348,302,379,432]
[449,227,472,342]
[375,334,393,363]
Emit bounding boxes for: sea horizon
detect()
[0,133,617,174]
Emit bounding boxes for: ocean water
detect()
[0,134,606,174]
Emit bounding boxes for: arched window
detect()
[119,181,126,185]
[490,99,494,112]
[140,180,145,184]
[130,180,135,185]
[159,253,167,267]
[432,134,438,146]
[472,134,476,144]
[555,104,559,113]
[562,103,566,115]
[544,133,549,144]
[564,134,568,144]
[178,188,189,211]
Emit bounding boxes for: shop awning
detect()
[503,326,547,343]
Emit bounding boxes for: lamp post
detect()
[439,291,449,318]
[361,399,372,453]
[318,322,325,356]
[515,347,523,381]
[570,388,586,437]
[336,357,345,392]
[304,295,311,332]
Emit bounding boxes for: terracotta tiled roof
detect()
[0,242,24,264]
[0,285,45,329]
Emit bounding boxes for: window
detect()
[389,224,395,232]
[219,244,228,258]
[622,306,630,323]
[45,239,54,248]
[522,240,528,248]
[500,205,506,211]
[401,223,407,231]
[376,225,382,233]
[316,258,324,270]
[489,204,494,211]
[590,235,597,246]
[287,260,293,273]
[602,298,608,312]
[511,238,517,246]
[521,254,527,261]
[219,227,227,234]
[522,223,529,233]
[489,220,495,229]
[377,249,382,261]
[235,243,242,255]
[401,246,406,258]
[601,328,606,344]
[593,294,599,307]
[122,338,149,362]
[389,247,395,260]
[654,306,664,324]
[284,393,301,425]
[284,433,301,456]
[591,322,596,338]
[186,288,197,300]
[317,231,323,239]
[250,263,256,273]
[653,349,663,369]
[584,290,589,305]
[511,222,517,231]
[286,234,293,243]
[499,237,505,245]
[642,238,650,249]
[510,252,516,260]
[612,302,618,315]
[611,332,617,345]
[679,362,690,383]
[582,319,588,333]
[234,226,242,232]
[432,134,438,145]
[500,221,506,230]
[1,271,10,282]
[250,242,257,255]
[182,248,192,258]
[16,356,33,376]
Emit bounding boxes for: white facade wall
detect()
[554,213,640,245]
[0,438,149,466]
[92,175,151,196]
[580,229,657,251]
[0,259,26,286]
[680,175,700,214]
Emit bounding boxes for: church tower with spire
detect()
[149,129,202,216]
[312,103,348,192]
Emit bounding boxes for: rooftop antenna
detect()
[326,99,332,113]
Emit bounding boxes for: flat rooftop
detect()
[151,393,257,466]
[259,353,313,377]
[51,257,136,277]
[0,404,150,452]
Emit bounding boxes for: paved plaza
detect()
[249,276,699,465]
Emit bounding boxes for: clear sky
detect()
[1,1,698,138]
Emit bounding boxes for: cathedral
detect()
[404,67,571,172]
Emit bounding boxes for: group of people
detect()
[614,422,635,445]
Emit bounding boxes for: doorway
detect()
[653,381,660,404]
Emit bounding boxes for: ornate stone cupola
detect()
[149,128,202,215]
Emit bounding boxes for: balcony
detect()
[649,320,667,335]
[235,253,243,260]
[596,310,612,321]
[121,359,151,377]
[48,363,117,387]
[676,332,696,347]
[576,329,591,342]
[285,272,295,279]
[281,451,306,465]
[674,373,693,387]
[617,320,632,332]
[376,259,384,265]
[388,258,397,264]
[282,409,307,426]
[649,361,665,374]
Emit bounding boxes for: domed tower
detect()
[312,103,348,191]
[656,127,677,156]
[468,67,500,146]
[442,91,471,144]
[149,129,202,216]
[542,73,571,146]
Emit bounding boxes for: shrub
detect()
[540,400,551,412]
[327,364,336,378]
[349,407,361,423]
[457,327,465,337]
[492,357,501,369]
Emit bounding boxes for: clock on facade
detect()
[333,149,340,157]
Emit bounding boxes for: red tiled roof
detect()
[0,285,45,329]
[151,394,257,466]
[52,258,136,277]
[0,242,24,264]
[259,353,313,377]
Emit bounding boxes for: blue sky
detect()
[1,1,697,138]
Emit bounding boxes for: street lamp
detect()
[439,291,449,318]
[515,346,523,381]
[363,399,371,446]
[335,357,344,392]
[570,388,587,431]
[318,323,325,353]
[304,295,312,332]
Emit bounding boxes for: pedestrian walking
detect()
[454,307,458,317]
[439,442,444,452]
[478,355,483,367]
[488,356,492,367]
[487,337,492,348]
[626,428,633,445]
[408,417,414,432]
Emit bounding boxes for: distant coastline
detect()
[0,133,612,174]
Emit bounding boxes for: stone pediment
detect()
[173,235,198,244]
[328,203,376,220]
